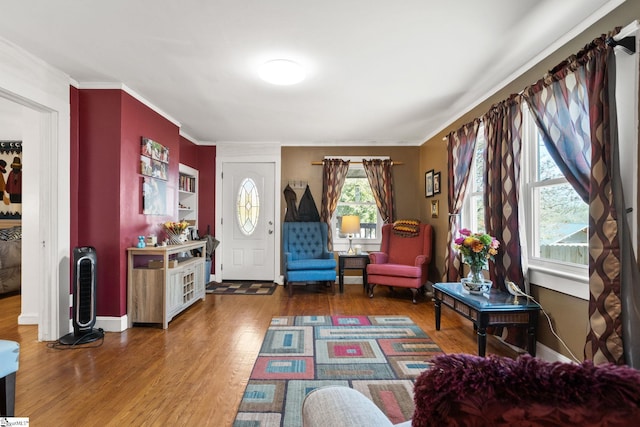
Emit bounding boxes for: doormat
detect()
[233,315,444,426]
[205,280,277,295]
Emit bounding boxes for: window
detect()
[462,125,486,234]
[459,23,638,299]
[236,177,259,235]
[331,161,383,248]
[461,111,589,291]
[525,119,588,267]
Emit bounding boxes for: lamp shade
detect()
[340,215,360,235]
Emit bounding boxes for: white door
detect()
[221,162,276,280]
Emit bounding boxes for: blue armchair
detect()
[283,222,337,296]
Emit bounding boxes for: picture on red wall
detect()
[141,137,169,163]
[0,141,22,219]
[143,177,167,215]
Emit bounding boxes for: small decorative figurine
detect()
[137,236,146,248]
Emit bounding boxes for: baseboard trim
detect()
[96,315,128,332]
[496,336,577,363]
[535,341,576,363]
[18,313,38,325]
[343,276,363,285]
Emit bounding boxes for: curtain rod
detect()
[311,161,403,165]
[606,36,636,54]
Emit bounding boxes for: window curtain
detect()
[320,159,350,251]
[362,159,395,224]
[483,95,527,349]
[442,120,480,281]
[523,31,633,365]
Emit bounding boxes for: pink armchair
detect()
[366,222,432,303]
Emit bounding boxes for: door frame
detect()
[215,142,282,284]
[0,38,71,341]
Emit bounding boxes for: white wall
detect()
[0,36,71,341]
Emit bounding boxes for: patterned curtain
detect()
[524,31,627,365]
[362,159,395,223]
[442,120,480,281]
[483,95,526,348]
[320,159,350,251]
[582,35,624,365]
[523,57,590,202]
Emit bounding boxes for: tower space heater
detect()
[59,246,103,345]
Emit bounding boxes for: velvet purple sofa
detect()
[302,353,640,427]
[413,353,640,426]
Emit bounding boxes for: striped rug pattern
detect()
[233,315,443,426]
[205,281,277,295]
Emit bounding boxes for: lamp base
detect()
[347,237,355,254]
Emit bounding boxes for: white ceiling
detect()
[0,0,620,145]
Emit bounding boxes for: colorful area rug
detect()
[206,281,277,295]
[233,315,444,426]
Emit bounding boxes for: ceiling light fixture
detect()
[259,59,306,85]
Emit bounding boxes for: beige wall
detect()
[281,145,422,221]
[419,1,640,360]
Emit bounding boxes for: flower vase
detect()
[461,265,492,294]
[166,232,183,245]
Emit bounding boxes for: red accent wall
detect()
[70,86,80,292]
[179,136,198,167]
[179,137,216,272]
[78,89,180,317]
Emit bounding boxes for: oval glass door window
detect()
[237,178,260,235]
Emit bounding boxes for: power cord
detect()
[506,280,581,363]
[48,328,105,350]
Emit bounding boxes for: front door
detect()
[221,162,276,280]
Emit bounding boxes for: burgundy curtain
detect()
[483,95,526,349]
[362,159,395,223]
[443,120,480,281]
[524,31,627,365]
[523,56,591,202]
[320,159,350,251]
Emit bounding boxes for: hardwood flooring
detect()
[0,283,517,426]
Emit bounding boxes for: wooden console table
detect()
[127,240,206,329]
[433,282,540,356]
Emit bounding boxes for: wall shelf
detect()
[178,163,198,227]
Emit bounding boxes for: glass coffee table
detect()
[433,282,541,356]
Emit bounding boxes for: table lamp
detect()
[340,215,360,254]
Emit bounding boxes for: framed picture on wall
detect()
[141,137,170,163]
[431,199,439,218]
[425,170,434,198]
[142,177,167,215]
[433,171,441,195]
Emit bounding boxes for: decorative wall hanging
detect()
[140,137,169,180]
[0,141,22,219]
[431,199,439,218]
[433,171,441,195]
[425,169,434,198]
[143,176,167,215]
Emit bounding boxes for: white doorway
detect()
[214,143,281,284]
[0,38,71,341]
[221,162,275,280]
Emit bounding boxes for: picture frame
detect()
[433,171,441,195]
[141,137,170,164]
[425,169,434,198]
[142,177,167,215]
[431,199,439,218]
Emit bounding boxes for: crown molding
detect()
[76,82,181,128]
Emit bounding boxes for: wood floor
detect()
[0,283,517,426]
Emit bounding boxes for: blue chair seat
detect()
[283,222,337,296]
[0,339,19,416]
[287,258,336,271]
